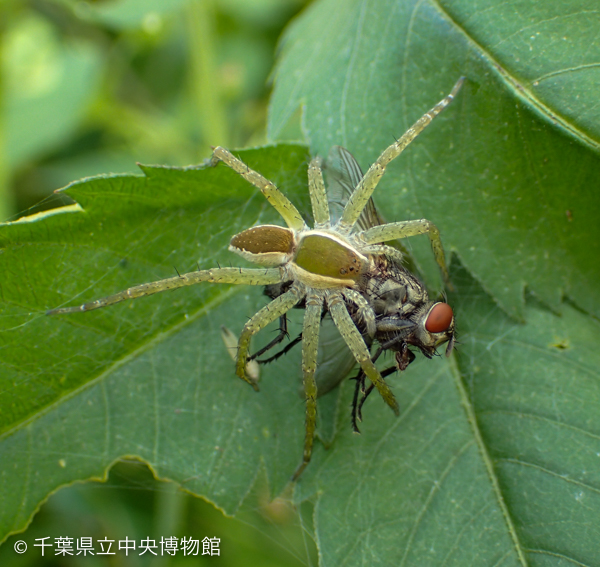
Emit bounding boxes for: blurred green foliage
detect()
[1,0,309,218]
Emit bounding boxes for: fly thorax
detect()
[405,281,428,308]
[371,279,408,315]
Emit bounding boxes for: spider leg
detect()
[358,220,451,286]
[341,288,376,338]
[47,267,283,315]
[221,325,260,384]
[327,291,399,415]
[292,292,323,480]
[236,285,304,389]
[249,314,289,361]
[359,244,405,266]
[337,77,464,233]
[210,146,305,231]
[308,156,330,228]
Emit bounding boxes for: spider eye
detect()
[425,302,453,333]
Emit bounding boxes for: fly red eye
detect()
[425,303,453,333]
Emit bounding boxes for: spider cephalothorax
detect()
[48,78,463,479]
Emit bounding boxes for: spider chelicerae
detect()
[48,78,463,479]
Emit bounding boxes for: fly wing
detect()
[313,315,359,397]
[325,145,384,231]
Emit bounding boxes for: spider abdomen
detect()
[229,224,295,267]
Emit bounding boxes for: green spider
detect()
[257,144,457,433]
[48,77,463,479]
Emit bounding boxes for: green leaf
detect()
[3,0,600,565]
[269,0,600,321]
[0,144,313,529]
[298,263,600,566]
[3,139,600,565]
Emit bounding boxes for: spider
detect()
[252,146,456,433]
[48,77,463,479]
